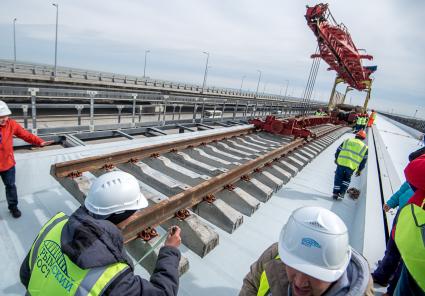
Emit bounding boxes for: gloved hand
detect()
[355,171,361,177]
[165,226,181,248]
[383,204,390,212]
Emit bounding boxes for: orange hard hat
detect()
[356,130,366,139]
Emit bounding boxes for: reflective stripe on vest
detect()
[337,138,367,171]
[27,212,129,296]
[394,204,425,291]
[257,255,281,296]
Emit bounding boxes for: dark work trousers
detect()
[394,264,425,296]
[372,215,402,295]
[0,166,18,210]
[333,165,354,196]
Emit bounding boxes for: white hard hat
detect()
[85,171,148,216]
[0,100,11,116]
[278,206,351,282]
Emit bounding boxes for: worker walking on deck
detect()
[20,171,182,296]
[0,100,53,218]
[239,206,374,296]
[372,181,413,294]
[367,110,377,127]
[392,155,425,295]
[333,130,368,200]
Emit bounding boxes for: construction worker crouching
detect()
[0,100,53,218]
[333,130,368,200]
[239,206,373,296]
[20,171,182,296]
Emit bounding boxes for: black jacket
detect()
[20,207,181,296]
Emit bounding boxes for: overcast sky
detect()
[0,0,424,117]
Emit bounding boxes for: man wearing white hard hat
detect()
[20,171,182,296]
[240,206,373,296]
[0,100,53,218]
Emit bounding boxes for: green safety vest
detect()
[371,112,377,120]
[394,204,425,291]
[337,138,368,171]
[356,117,363,125]
[27,212,129,296]
[257,255,281,296]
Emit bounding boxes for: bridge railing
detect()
[0,59,262,99]
[0,86,324,135]
[0,59,327,103]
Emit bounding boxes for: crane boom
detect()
[305,3,376,91]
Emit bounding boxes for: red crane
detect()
[305,3,376,91]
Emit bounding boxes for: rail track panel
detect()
[50,124,350,275]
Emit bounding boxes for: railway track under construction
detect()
[50,121,351,274]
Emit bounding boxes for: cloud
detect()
[0,0,424,116]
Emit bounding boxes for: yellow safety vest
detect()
[257,255,281,296]
[356,117,363,125]
[371,112,377,120]
[394,204,425,291]
[27,212,129,296]
[337,138,368,171]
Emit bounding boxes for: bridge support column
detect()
[341,86,353,104]
[221,100,226,122]
[192,103,198,123]
[131,93,137,127]
[117,105,124,124]
[328,76,344,110]
[363,81,373,111]
[162,95,168,126]
[233,100,239,120]
[139,105,143,123]
[28,88,39,134]
[244,102,249,119]
[172,104,176,121]
[87,90,98,132]
[75,104,84,126]
[200,99,206,124]
[21,105,28,129]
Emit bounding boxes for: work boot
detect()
[332,193,340,200]
[10,207,22,218]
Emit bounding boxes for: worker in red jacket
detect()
[0,100,53,218]
[391,154,425,295]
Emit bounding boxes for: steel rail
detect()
[52,126,255,178]
[118,124,344,243]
